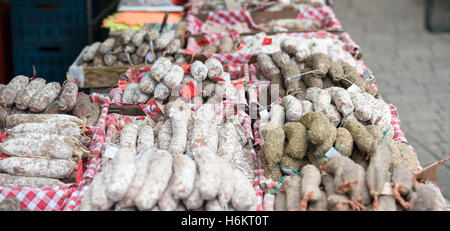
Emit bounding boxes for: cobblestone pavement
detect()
[333,0,450,204]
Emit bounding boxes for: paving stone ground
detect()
[333,0,450,205]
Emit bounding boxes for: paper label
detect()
[104,144,119,159]
[381,182,394,195]
[417,163,439,182]
[416,156,450,182]
[325,147,341,159]
[347,84,361,93]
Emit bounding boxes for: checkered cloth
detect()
[186,0,334,15]
[249,148,264,211]
[296,5,342,31]
[87,93,111,157]
[187,10,258,35]
[389,104,407,143]
[0,94,111,211]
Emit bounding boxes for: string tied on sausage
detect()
[270,175,287,195]
[381,130,392,153]
[287,69,326,81]
[300,191,314,211]
[393,184,409,209]
[274,164,302,176]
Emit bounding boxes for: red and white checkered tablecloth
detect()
[186,6,342,35]
[0,94,111,211]
[187,10,258,35]
[187,30,363,65]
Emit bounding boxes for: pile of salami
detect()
[82,100,257,211]
[79,29,187,67]
[0,114,90,187]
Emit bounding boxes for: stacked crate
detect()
[10,0,87,83]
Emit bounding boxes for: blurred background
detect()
[0,0,448,204]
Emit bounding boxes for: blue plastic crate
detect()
[12,42,84,83]
[10,0,87,43]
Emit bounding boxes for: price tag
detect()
[262,37,272,46]
[347,84,361,93]
[325,147,341,159]
[381,182,394,195]
[104,144,119,159]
